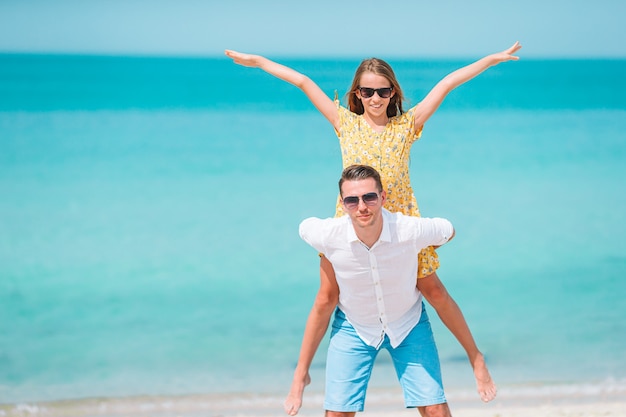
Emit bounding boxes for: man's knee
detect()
[418,402,451,417]
[325,411,355,417]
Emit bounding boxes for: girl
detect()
[226,42,521,415]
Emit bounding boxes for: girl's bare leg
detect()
[417,272,497,402]
[285,256,339,415]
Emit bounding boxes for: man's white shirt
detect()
[299,209,454,349]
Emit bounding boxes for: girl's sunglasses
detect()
[342,192,380,210]
[358,86,394,99]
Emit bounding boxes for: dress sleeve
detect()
[334,99,353,138]
[403,106,423,144]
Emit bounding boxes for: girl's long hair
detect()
[347,58,405,117]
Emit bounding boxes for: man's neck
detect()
[354,219,384,249]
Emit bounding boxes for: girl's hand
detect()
[224,49,262,68]
[491,41,522,64]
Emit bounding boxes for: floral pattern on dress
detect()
[334,100,439,277]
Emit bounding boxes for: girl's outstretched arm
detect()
[412,41,522,131]
[225,50,340,130]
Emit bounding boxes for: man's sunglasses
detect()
[342,192,380,210]
[358,86,394,99]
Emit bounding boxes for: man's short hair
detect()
[339,165,384,196]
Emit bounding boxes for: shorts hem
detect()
[323,403,364,412]
[405,397,447,408]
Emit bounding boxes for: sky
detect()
[0,0,625,58]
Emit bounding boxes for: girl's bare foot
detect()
[473,352,497,402]
[284,373,311,415]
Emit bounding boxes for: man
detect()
[292,164,456,417]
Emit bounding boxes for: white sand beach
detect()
[2,381,625,417]
[235,383,626,417]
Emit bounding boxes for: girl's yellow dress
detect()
[334,101,439,278]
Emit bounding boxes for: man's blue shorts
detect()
[324,304,446,412]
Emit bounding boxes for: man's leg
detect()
[389,305,448,410]
[417,403,452,417]
[325,412,356,417]
[324,309,377,414]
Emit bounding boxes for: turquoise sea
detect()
[1,54,625,410]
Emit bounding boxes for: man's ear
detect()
[380,190,387,205]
